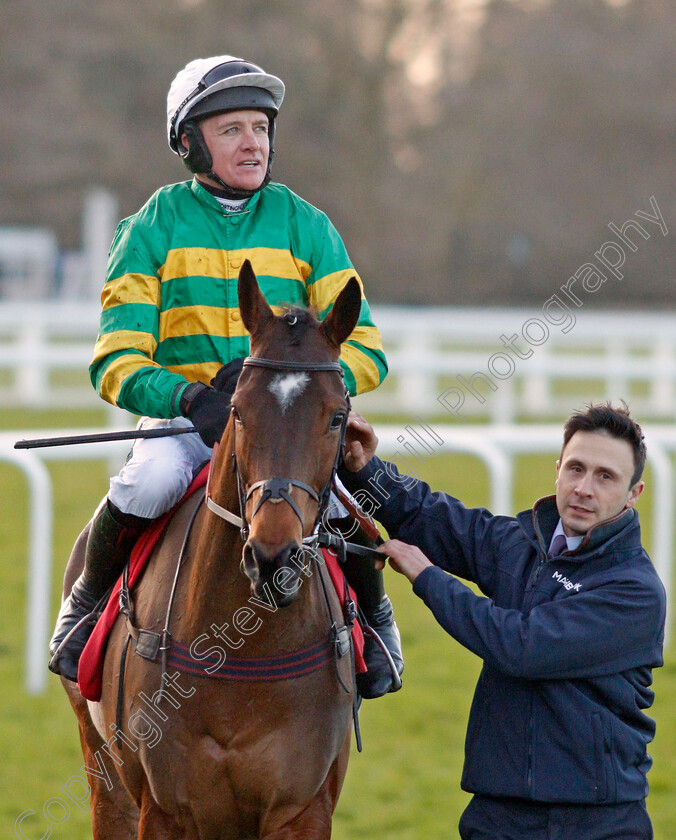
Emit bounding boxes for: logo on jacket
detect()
[552,570,582,591]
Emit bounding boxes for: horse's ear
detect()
[320,277,362,349]
[238,260,275,337]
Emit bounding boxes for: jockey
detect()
[48,55,404,699]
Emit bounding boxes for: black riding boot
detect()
[48,500,150,682]
[338,527,404,699]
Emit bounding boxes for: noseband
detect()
[206,355,350,543]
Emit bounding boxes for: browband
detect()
[243,357,344,374]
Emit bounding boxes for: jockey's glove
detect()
[180,383,231,448]
[210,356,245,397]
[180,358,245,448]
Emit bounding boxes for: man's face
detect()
[555,430,644,537]
[184,109,270,192]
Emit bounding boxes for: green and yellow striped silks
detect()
[90,179,388,418]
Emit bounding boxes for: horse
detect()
[61,259,363,839]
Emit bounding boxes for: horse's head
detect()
[228,260,361,607]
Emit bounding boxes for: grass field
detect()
[1,409,675,839]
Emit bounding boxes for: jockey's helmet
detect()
[166,55,285,196]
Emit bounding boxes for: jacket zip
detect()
[533,557,546,583]
[523,548,548,610]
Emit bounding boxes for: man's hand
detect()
[376,539,433,584]
[343,411,378,472]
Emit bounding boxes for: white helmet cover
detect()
[167,55,285,154]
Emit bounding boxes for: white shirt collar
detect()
[551,519,584,552]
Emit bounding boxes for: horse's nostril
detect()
[241,543,260,582]
[241,540,304,606]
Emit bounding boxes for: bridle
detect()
[200,352,396,720]
[205,355,350,547]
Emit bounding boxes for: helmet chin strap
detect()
[203,171,256,200]
[202,163,272,200]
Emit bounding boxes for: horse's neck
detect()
[182,445,246,629]
[182,522,330,653]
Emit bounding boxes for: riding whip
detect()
[14,426,199,449]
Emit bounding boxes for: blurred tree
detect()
[1,0,673,305]
[421,0,676,305]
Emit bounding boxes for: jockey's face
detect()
[185,109,270,192]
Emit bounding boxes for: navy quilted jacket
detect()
[340,457,666,804]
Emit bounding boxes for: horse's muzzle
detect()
[241,539,304,608]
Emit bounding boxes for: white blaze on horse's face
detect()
[268,372,310,413]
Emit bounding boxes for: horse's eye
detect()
[231,406,243,425]
[329,411,346,431]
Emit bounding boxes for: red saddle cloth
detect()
[78,467,366,701]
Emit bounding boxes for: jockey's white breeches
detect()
[108,417,212,519]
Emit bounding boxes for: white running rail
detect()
[2,423,674,694]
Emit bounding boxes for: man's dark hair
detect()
[561,401,647,487]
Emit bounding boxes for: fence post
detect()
[0,445,53,694]
[649,338,674,418]
[397,331,435,412]
[16,320,49,407]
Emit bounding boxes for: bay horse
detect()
[61,260,362,839]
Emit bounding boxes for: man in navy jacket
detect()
[340,403,665,839]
